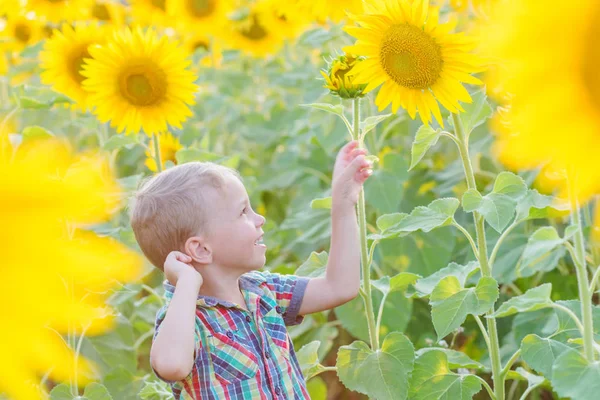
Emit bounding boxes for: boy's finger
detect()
[348,148,367,160]
[341,140,358,155]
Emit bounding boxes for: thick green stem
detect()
[354,98,379,350]
[570,194,595,362]
[152,132,163,172]
[452,113,504,400]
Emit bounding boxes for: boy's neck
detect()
[197,266,248,311]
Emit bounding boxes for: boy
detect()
[130,141,373,399]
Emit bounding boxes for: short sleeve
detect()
[261,271,309,326]
[150,304,202,384]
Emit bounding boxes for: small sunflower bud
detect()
[320,54,367,99]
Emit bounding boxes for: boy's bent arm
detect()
[299,202,360,315]
[150,276,201,382]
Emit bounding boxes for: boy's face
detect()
[204,174,267,272]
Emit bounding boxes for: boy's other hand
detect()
[331,140,373,209]
[164,251,203,287]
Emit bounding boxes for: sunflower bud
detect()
[320,54,367,99]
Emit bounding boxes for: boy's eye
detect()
[241,207,248,215]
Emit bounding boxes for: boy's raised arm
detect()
[299,141,373,315]
[150,251,202,382]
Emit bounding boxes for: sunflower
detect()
[321,54,367,99]
[82,26,198,136]
[89,0,126,25]
[129,0,171,27]
[166,0,233,35]
[256,0,311,40]
[180,33,223,68]
[487,0,600,202]
[344,0,483,127]
[223,5,287,58]
[40,23,107,111]
[145,131,183,171]
[25,0,93,23]
[278,0,364,23]
[0,138,142,400]
[0,14,45,52]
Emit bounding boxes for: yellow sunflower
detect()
[183,34,224,68]
[145,131,183,171]
[278,0,364,23]
[321,54,367,99]
[487,0,600,203]
[89,0,127,25]
[223,5,287,58]
[25,0,93,23]
[0,137,142,400]
[40,23,107,111]
[344,0,483,127]
[0,14,45,52]
[82,26,198,136]
[256,0,311,40]
[166,0,233,35]
[129,0,171,27]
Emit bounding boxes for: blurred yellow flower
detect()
[0,138,142,400]
[278,0,363,23]
[40,23,107,111]
[89,0,127,25]
[256,0,311,40]
[181,33,223,69]
[223,5,287,58]
[320,54,367,99]
[82,26,198,136]
[166,0,233,35]
[0,14,45,52]
[145,131,183,171]
[344,0,483,126]
[129,0,170,27]
[487,0,600,202]
[25,0,93,23]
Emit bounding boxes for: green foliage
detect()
[409,350,482,400]
[337,333,415,400]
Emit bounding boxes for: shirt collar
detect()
[162,272,265,309]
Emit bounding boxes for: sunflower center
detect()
[14,23,31,43]
[119,64,167,106]
[186,0,216,18]
[193,40,209,51]
[92,3,111,20]
[379,24,443,90]
[582,6,600,112]
[151,0,166,11]
[241,16,267,41]
[69,46,92,84]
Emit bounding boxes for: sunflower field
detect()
[2,0,600,399]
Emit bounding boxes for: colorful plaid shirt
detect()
[151,271,311,399]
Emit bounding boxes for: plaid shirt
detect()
[151,271,311,399]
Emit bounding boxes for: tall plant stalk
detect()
[153,132,163,172]
[352,98,379,350]
[452,113,504,400]
[569,187,595,362]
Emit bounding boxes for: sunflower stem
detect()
[568,184,596,362]
[353,98,379,350]
[452,113,504,400]
[152,132,163,172]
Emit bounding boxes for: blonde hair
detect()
[130,162,240,270]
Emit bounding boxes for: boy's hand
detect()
[164,251,203,287]
[331,141,373,210]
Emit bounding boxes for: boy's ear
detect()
[185,236,213,264]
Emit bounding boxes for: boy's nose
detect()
[256,214,266,227]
